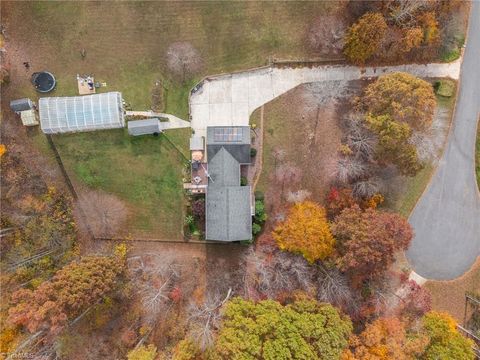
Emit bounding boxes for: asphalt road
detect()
[406,1,480,280]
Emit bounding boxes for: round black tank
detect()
[31,71,56,93]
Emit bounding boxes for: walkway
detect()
[406,1,480,280]
[190,60,461,137]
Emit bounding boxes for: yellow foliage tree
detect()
[272,201,335,263]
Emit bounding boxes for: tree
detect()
[166,42,202,82]
[365,114,423,176]
[362,72,436,131]
[325,187,357,220]
[213,297,352,360]
[343,12,388,64]
[403,27,424,52]
[421,312,475,360]
[242,245,313,300]
[127,344,158,360]
[78,190,128,237]
[272,201,335,263]
[351,317,428,360]
[331,205,413,281]
[8,255,125,334]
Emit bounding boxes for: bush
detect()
[441,48,460,62]
[254,191,264,201]
[250,148,257,157]
[435,79,455,97]
[252,223,262,235]
[240,176,248,186]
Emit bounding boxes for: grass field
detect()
[2,1,339,118]
[52,128,190,239]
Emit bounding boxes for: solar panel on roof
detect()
[213,127,242,142]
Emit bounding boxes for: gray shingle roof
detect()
[205,147,252,241]
[206,126,251,164]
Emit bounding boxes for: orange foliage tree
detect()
[348,317,428,360]
[8,255,125,334]
[343,12,388,64]
[362,72,436,131]
[272,201,335,263]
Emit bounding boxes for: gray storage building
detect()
[128,118,165,136]
[10,98,34,113]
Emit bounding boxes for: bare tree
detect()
[352,178,381,199]
[272,148,286,168]
[308,16,346,56]
[242,246,313,299]
[333,158,367,184]
[187,288,232,350]
[275,163,302,200]
[77,190,128,237]
[388,0,432,27]
[286,189,312,203]
[316,265,356,314]
[128,255,182,325]
[166,42,202,82]
[346,115,376,161]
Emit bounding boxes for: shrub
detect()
[254,191,264,201]
[435,79,455,97]
[252,223,262,236]
[240,176,248,186]
[250,148,257,157]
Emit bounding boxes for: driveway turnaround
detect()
[407,1,480,280]
[190,59,461,137]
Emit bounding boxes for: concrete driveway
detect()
[190,60,461,137]
[406,1,480,280]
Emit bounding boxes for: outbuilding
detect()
[39,92,125,134]
[10,98,34,113]
[127,118,165,136]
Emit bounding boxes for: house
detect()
[204,126,253,241]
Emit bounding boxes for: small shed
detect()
[20,110,39,126]
[127,118,164,136]
[10,98,34,113]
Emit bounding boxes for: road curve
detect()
[406,1,480,280]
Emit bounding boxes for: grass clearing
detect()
[2,1,340,115]
[52,128,191,239]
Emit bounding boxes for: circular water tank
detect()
[31,71,56,93]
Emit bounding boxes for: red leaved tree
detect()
[331,205,413,282]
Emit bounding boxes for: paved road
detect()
[190,59,461,137]
[406,1,480,280]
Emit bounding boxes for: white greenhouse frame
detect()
[39,92,125,134]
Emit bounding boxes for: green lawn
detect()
[52,128,191,239]
[4,1,340,118]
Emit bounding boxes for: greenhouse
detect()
[39,92,125,134]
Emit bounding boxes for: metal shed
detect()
[39,92,124,134]
[127,118,164,136]
[10,98,34,113]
